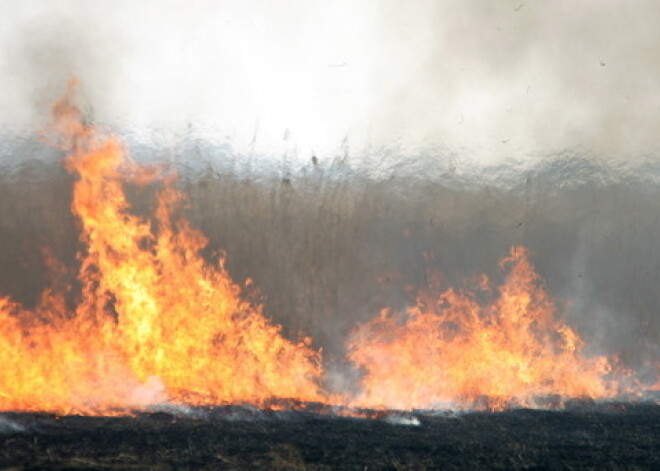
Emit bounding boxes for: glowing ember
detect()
[0,81,324,414]
[347,246,626,411]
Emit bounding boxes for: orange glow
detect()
[347,247,625,410]
[0,81,323,414]
[648,364,660,391]
[0,82,644,415]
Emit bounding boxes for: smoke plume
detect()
[1,1,660,163]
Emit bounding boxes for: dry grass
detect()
[0,141,659,368]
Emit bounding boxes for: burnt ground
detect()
[0,402,658,470]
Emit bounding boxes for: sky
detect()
[1,0,660,164]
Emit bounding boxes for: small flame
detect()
[347,246,626,410]
[0,81,324,414]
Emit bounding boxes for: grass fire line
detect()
[0,82,641,415]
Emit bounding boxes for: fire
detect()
[0,81,324,414]
[0,82,642,414]
[347,247,623,410]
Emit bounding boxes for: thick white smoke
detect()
[1,0,660,165]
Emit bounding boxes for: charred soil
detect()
[0,403,658,470]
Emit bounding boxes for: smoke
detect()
[1,1,660,163]
[368,0,660,163]
[0,416,25,433]
[0,1,125,130]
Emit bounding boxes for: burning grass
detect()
[0,82,653,416]
[347,246,630,411]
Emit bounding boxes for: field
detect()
[1,141,660,469]
[0,402,659,470]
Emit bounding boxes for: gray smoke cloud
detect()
[1,0,660,164]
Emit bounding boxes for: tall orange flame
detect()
[0,82,323,414]
[0,83,642,414]
[347,247,624,410]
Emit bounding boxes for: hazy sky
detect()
[1,0,660,164]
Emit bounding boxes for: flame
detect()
[0,82,644,414]
[0,81,323,414]
[347,246,624,410]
